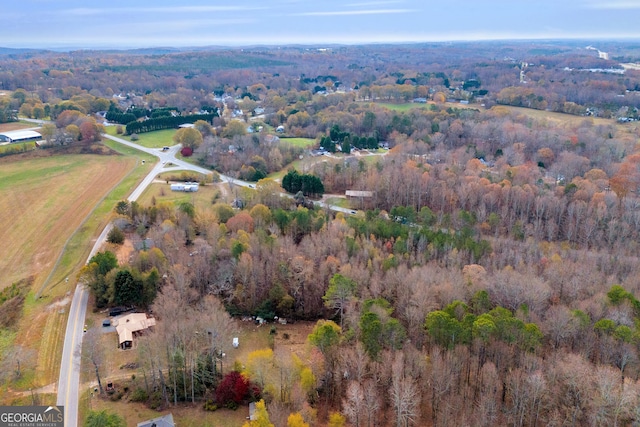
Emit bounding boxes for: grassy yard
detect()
[78,320,316,427]
[325,197,350,208]
[279,137,316,148]
[373,100,482,112]
[136,182,226,211]
[105,126,177,149]
[86,395,251,427]
[375,102,430,112]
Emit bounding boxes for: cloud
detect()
[584,0,640,9]
[291,8,414,16]
[66,5,264,16]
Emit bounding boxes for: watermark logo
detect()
[0,406,64,427]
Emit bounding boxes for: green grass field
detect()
[372,100,479,112]
[105,126,177,149]
[279,137,316,148]
[375,102,429,112]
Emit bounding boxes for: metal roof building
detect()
[0,130,42,143]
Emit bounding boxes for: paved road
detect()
[56,131,366,426]
[55,284,88,427]
[56,133,232,427]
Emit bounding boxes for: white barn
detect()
[0,130,42,143]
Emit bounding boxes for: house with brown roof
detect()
[113,313,156,349]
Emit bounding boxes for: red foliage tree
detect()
[181,146,193,157]
[227,211,255,233]
[79,120,100,142]
[215,371,250,406]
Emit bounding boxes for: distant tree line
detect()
[125,112,217,135]
[105,111,136,125]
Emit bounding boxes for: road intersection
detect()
[55,135,228,427]
[55,132,358,426]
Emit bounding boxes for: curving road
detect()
[56,135,230,427]
[55,132,365,426]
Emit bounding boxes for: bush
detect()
[130,388,148,402]
[203,400,218,411]
[225,401,239,410]
[149,391,163,410]
[107,227,125,245]
[116,125,124,135]
[181,146,193,157]
[130,133,139,141]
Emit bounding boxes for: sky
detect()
[3,0,640,49]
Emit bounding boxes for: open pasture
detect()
[0,154,135,290]
[279,137,316,148]
[105,126,177,149]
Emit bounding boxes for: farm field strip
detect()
[1,143,157,398]
[0,155,135,290]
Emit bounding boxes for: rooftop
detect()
[0,130,42,140]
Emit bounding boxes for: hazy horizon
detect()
[4,0,640,50]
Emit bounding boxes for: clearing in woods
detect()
[0,154,134,290]
[82,320,316,427]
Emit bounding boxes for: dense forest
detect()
[4,40,640,425]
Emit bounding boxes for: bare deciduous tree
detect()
[390,352,420,427]
[343,381,366,427]
[82,328,105,395]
